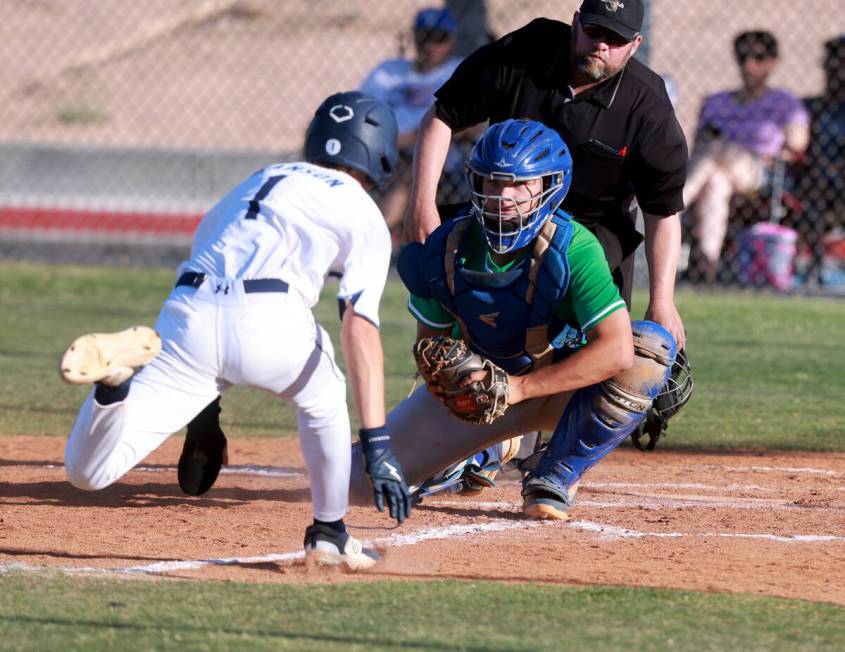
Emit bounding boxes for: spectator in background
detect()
[360,7,465,232]
[802,34,845,286]
[684,31,809,283]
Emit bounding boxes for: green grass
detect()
[2,262,845,648]
[0,262,843,449]
[640,291,845,450]
[0,262,419,439]
[1,575,843,651]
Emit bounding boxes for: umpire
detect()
[404,0,688,349]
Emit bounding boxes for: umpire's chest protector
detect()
[398,211,575,375]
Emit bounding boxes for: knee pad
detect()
[527,321,677,493]
[614,319,677,400]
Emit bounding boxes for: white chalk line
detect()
[38,463,304,479]
[3,460,842,579]
[0,520,549,577]
[3,512,843,579]
[28,461,844,480]
[588,481,772,492]
[719,465,841,477]
[430,491,845,511]
[567,520,845,543]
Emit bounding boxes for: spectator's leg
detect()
[719,146,765,193]
[683,153,719,207]
[692,172,733,282]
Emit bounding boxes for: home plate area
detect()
[0,436,843,605]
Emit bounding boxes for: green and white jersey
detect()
[408,219,626,337]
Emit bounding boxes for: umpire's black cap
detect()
[578,0,644,41]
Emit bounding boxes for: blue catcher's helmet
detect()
[467,119,573,253]
[304,91,399,191]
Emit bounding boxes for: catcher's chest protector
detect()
[423,212,575,375]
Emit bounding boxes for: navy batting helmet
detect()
[304,91,399,190]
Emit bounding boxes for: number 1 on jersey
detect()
[245,174,287,220]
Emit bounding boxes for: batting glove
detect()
[359,426,412,524]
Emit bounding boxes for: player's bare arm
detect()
[642,211,686,349]
[343,303,413,524]
[341,304,386,429]
[782,121,809,161]
[508,309,633,405]
[403,106,454,243]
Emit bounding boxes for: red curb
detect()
[0,206,203,235]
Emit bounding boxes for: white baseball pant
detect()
[64,276,353,521]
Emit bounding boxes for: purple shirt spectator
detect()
[696,89,809,158]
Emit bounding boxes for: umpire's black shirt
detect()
[435,18,688,263]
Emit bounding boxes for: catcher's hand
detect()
[413,336,510,424]
[359,428,412,524]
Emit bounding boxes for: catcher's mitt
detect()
[413,336,509,424]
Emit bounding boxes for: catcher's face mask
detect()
[654,347,694,420]
[466,119,573,255]
[469,172,563,254]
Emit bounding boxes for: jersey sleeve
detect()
[407,294,455,330]
[630,104,689,217]
[336,195,392,328]
[562,226,627,332]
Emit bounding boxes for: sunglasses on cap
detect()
[581,24,636,47]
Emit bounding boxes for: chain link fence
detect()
[1,0,843,292]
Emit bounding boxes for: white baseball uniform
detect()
[65,162,392,521]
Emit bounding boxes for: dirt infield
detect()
[1,435,843,605]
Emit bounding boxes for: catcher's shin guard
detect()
[178,396,227,496]
[523,320,676,517]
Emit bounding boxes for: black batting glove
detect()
[359,427,412,524]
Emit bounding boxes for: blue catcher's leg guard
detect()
[410,454,481,500]
[411,436,523,500]
[523,320,677,520]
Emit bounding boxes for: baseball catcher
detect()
[347,119,678,520]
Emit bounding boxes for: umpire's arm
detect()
[403,106,455,243]
[643,211,686,350]
[508,309,634,405]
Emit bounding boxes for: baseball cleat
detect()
[59,326,161,387]
[522,481,579,521]
[179,397,227,496]
[303,524,380,570]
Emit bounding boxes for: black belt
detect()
[175,271,288,294]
